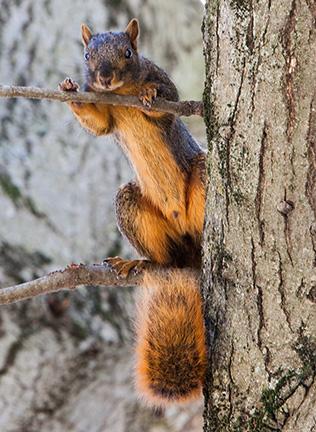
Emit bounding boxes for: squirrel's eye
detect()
[84,52,90,61]
[125,48,132,59]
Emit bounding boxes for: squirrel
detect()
[59,18,207,407]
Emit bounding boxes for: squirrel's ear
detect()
[125,18,139,50]
[81,23,92,48]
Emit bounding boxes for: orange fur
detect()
[131,196,181,264]
[113,106,187,228]
[69,102,112,136]
[69,99,206,268]
[70,100,192,233]
[64,21,207,405]
[135,269,207,406]
[187,157,206,236]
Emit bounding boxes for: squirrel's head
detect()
[81,19,141,92]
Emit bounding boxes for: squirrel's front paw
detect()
[139,84,157,108]
[58,77,80,92]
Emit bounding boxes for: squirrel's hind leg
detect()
[114,181,179,266]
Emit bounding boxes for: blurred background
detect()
[0,0,206,430]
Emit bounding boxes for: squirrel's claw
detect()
[103,256,148,278]
[139,85,157,108]
[59,77,80,92]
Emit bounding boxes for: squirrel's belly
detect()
[116,112,189,232]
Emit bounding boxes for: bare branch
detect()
[0,85,204,117]
[0,263,144,305]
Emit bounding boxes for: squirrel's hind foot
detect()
[103,256,149,277]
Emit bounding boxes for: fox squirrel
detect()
[59,18,207,406]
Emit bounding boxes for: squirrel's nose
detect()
[98,62,114,87]
[100,75,113,87]
[97,71,113,88]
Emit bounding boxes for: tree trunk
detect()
[202,0,316,431]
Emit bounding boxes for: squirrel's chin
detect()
[92,81,124,92]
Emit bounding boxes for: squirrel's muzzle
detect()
[99,74,113,87]
[93,66,124,92]
[96,70,113,89]
[99,62,114,85]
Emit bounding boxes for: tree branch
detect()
[0,85,204,117]
[0,263,144,305]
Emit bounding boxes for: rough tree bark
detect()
[202,0,316,431]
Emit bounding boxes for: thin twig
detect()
[0,85,204,117]
[0,263,144,305]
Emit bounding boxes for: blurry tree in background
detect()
[0,1,205,431]
[202,0,316,431]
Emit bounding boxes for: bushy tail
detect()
[135,268,207,406]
